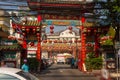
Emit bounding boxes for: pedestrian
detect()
[0,61,7,67]
[21,59,29,72]
[71,57,75,69]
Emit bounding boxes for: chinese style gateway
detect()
[9,0,116,71]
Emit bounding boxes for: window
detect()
[0,73,20,80]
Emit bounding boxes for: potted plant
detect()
[85,52,103,71]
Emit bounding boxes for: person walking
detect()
[71,57,75,69]
[21,59,29,72]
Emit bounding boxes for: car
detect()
[0,67,39,80]
[65,58,72,64]
[56,54,65,64]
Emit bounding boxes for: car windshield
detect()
[17,71,39,80]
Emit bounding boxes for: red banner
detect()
[36,42,41,60]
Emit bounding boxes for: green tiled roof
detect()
[0,44,23,50]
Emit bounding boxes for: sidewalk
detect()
[89,70,120,79]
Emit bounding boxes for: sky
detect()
[0,0,110,34]
[0,0,27,10]
[0,0,79,34]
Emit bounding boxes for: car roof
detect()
[0,67,21,74]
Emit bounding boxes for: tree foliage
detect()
[85,52,103,70]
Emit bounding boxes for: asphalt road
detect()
[34,64,100,80]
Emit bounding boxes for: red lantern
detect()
[30,42,34,46]
[49,40,52,43]
[22,26,25,31]
[43,40,47,43]
[26,28,30,33]
[33,28,36,32]
[50,25,54,29]
[83,37,86,40]
[77,40,81,43]
[54,40,57,43]
[36,33,40,36]
[23,33,26,36]
[74,39,77,43]
[87,29,91,32]
[63,40,67,43]
[59,40,62,43]
[94,29,97,32]
[109,36,113,39]
[37,36,40,39]
[83,33,86,36]
[69,40,72,43]
[68,26,72,30]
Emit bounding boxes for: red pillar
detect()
[94,34,100,57]
[21,39,27,59]
[36,15,42,61]
[36,42,41,60]
[78,17,86,72]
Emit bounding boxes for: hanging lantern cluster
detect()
[50,25,54,34]
[48,40,52,43]
[54,40,57,43]
[63,40,67,43]
[100,36,113,41]
[86,43,94,47]
[43,40,47,43]
[83,28,101,33]
[21,26,41,35]
[58,40,62,43]
[100,35,113,44]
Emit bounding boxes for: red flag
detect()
[37,15,42,22]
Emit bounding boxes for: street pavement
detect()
[33,64,101,80]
